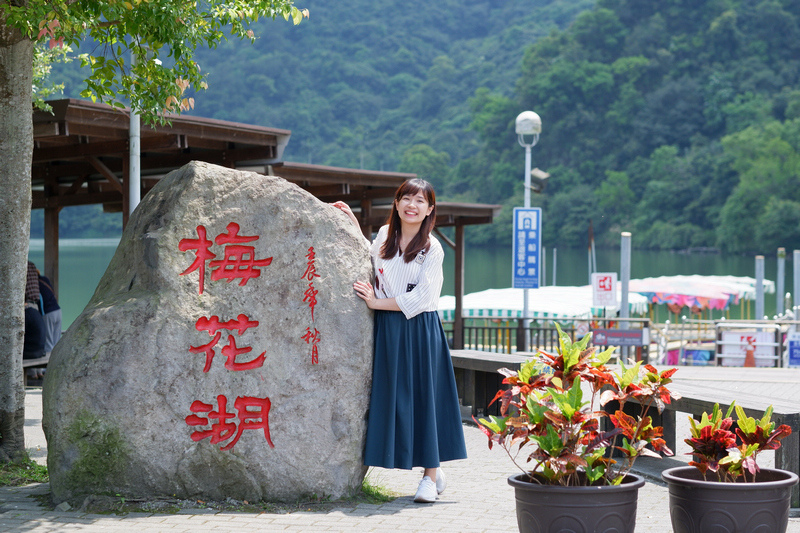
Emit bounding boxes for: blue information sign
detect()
[512,207,542,289]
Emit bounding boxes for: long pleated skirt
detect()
[363,310,468,469]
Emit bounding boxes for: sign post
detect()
[513,207,541,352]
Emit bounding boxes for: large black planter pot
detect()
[662,466,799,533]
[508,472,645,533]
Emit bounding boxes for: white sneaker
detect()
[436,467,446,494]
[414,476,437,503]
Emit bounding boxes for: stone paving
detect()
[2,388,800,532]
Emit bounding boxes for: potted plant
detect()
[662,402,798,533]
[476,324,680,533]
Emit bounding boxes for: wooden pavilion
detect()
[31,99,501,347]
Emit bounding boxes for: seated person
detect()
[38,272,62,353]
[24,303,46,360]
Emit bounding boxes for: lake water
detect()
[28,238,794,328]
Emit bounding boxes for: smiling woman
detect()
[333,178,468,504]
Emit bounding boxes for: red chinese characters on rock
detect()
[179,222,273,295]
[301,246,321,364]
[301,327,320,365]
[190,314,266,372]
[186,395,274,451]
[179,221,274,451]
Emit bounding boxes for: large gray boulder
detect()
[42,161,374,505]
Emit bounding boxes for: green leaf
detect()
[616,360,642,389]
[517,359,538,384]
[549,380,584,420]
[525,394,548,424]
[594,346,616,366]
[531,424,564,456]
[478,415,507,434]
[735,404,756,434]
[291,6,304,25]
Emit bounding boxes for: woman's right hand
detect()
[331,201,360,229]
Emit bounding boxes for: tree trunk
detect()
[0,17,34,462]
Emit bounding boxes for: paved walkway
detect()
[3,388,800,533]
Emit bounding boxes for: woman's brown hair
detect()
[380,179,437,262]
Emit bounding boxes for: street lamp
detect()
[516,111,542,210]
[516,111,542,350]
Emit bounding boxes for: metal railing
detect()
[650,317,800,367]
[444,317,650,359]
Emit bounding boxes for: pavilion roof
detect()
[32,99,501,227]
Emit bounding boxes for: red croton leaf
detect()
[759,424,793,451]
[610,410,638,439]
[685,425,736,459]
[649,437,673,456]
[688,460,711,474]
[659,367,679,380]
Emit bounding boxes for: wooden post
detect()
[453,223,465,350]
[359,197,372,239]
[43,175,60,295]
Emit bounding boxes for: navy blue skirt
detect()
[363,310,468,469]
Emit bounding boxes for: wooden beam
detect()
[34,134,185,163]
[271,162,412,188]
[33,121,67,138]
[433,227,455,249]
[436,214,455,226]
[32,190,123,209]
[65,174,91,196]
[86,156,123,192]
[300,183,350,198]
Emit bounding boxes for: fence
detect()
[650,317,800,367]
[443,317,652,359]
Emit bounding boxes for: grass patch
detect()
[0,455,48,486]
[360,473,396,503]
[7,466,397,515]
[71,472,397,515]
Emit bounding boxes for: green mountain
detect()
[461,0,800,252]
[42,0,800,254]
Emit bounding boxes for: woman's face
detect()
[395,191,433,227]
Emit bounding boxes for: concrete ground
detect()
[2,387,800,533]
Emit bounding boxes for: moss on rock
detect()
[64,411,129,495]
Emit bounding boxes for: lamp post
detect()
[516,111,542,210]
[516,111,542,350]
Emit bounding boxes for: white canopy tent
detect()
[438,286,649,322]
